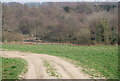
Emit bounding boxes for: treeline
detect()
[2,2,118,45]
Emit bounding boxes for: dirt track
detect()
[1,50,90,79]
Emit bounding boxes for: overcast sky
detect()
[0,0,119,2]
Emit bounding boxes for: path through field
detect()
[1,50,90,79]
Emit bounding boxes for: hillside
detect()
[2,2,118,45]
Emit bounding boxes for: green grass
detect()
[0,57,2,80]
[2,57,27,79]
[2,44,118,79]
[0,44,2,80]
[43,60,61,78]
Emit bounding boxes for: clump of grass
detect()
[43,60,61,78]
[2,57,27,79]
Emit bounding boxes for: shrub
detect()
[2,32,24,42]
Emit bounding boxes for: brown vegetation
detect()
[2,2,118,45]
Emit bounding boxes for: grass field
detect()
[2,57,27,79]
[2,44,118,79]
[0,57,2,80]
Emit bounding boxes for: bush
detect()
[2,32,24,42]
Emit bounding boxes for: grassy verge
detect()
[2,57,27,79]
[0,57,2,80]
[43,60,61,78]
[0,44,2,80]
[2,44,118,79]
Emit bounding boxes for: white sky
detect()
[0,0,119,2]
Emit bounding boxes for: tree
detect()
[63,6,70,12]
